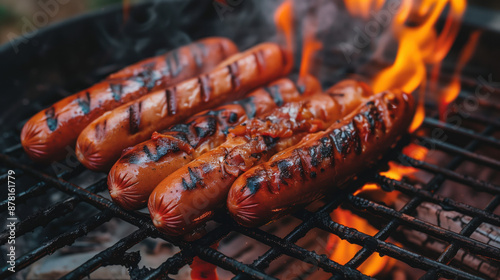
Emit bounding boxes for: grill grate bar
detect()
[422,194,500,279]
[423,117,500,147]
[232,222,374,280]
[142,225,233,279]
[147,223,275,280]
[143,250,188,280]
[192,244,278,280]
[251,199,340,270]
[416,136,500,169]
[331,125,495,276]
[376,175,500,227]
[306,212,484,280]
[153,218,334,280]
[398,154,500,194]
[0,163,86,211]
[232,181,368,280]
[346,194,500,260]
[465,114,500,128]
[0,211,112,278]
[457,92,500,112]
[149,224,234,279]
[0,170,23,181]
[0,182,48,212]
[0,181,107,245]
[60,227,150,280]
[232,196,346,280]
[2,143,22,154]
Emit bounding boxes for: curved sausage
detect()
[227,90,415,227]
[148,80,373,235]
[21,37,238,162]
[76,42,290,171]
[108,76,321,210]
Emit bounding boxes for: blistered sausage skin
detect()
[20,37,238,163]
[108,76,321,210]
[227,90,415,227]
[76,43,290,171]
[148,80,373,236]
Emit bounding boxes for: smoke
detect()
[291,0,398,87]
[95,1,193,62]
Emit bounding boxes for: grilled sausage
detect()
[76,43,290,171]
[148,80,373,235]
[21,37,238,162]
[227,90,415,227]
[108,76,321,210]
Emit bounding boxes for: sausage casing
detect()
[148,80,373,235]
[21,37,238,162]
[108,76,321,210]
[227,90,415,227]
[77,42,290,171]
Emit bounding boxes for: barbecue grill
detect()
[1,1,499,279]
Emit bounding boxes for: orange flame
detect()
[275,0,323,87]
[340,144,427,274]
[355,143,428,196]
[344,0,385,20]
[299,34,323,79]
[438,30,482,119]
[365,0,467,131]
[297,4,323,86]
[327,208,396,276]
[409,79,427,133]
[274,0,295,73]
[332,0,469,275]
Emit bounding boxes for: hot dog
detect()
[21,37,238,162]
[148,80,373,236]
[227,90,415,227]
[108,76,321,210]
[76,42,290,172]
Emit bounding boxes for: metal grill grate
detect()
[0,83,499,280]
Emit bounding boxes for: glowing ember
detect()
[326,208,396,276]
